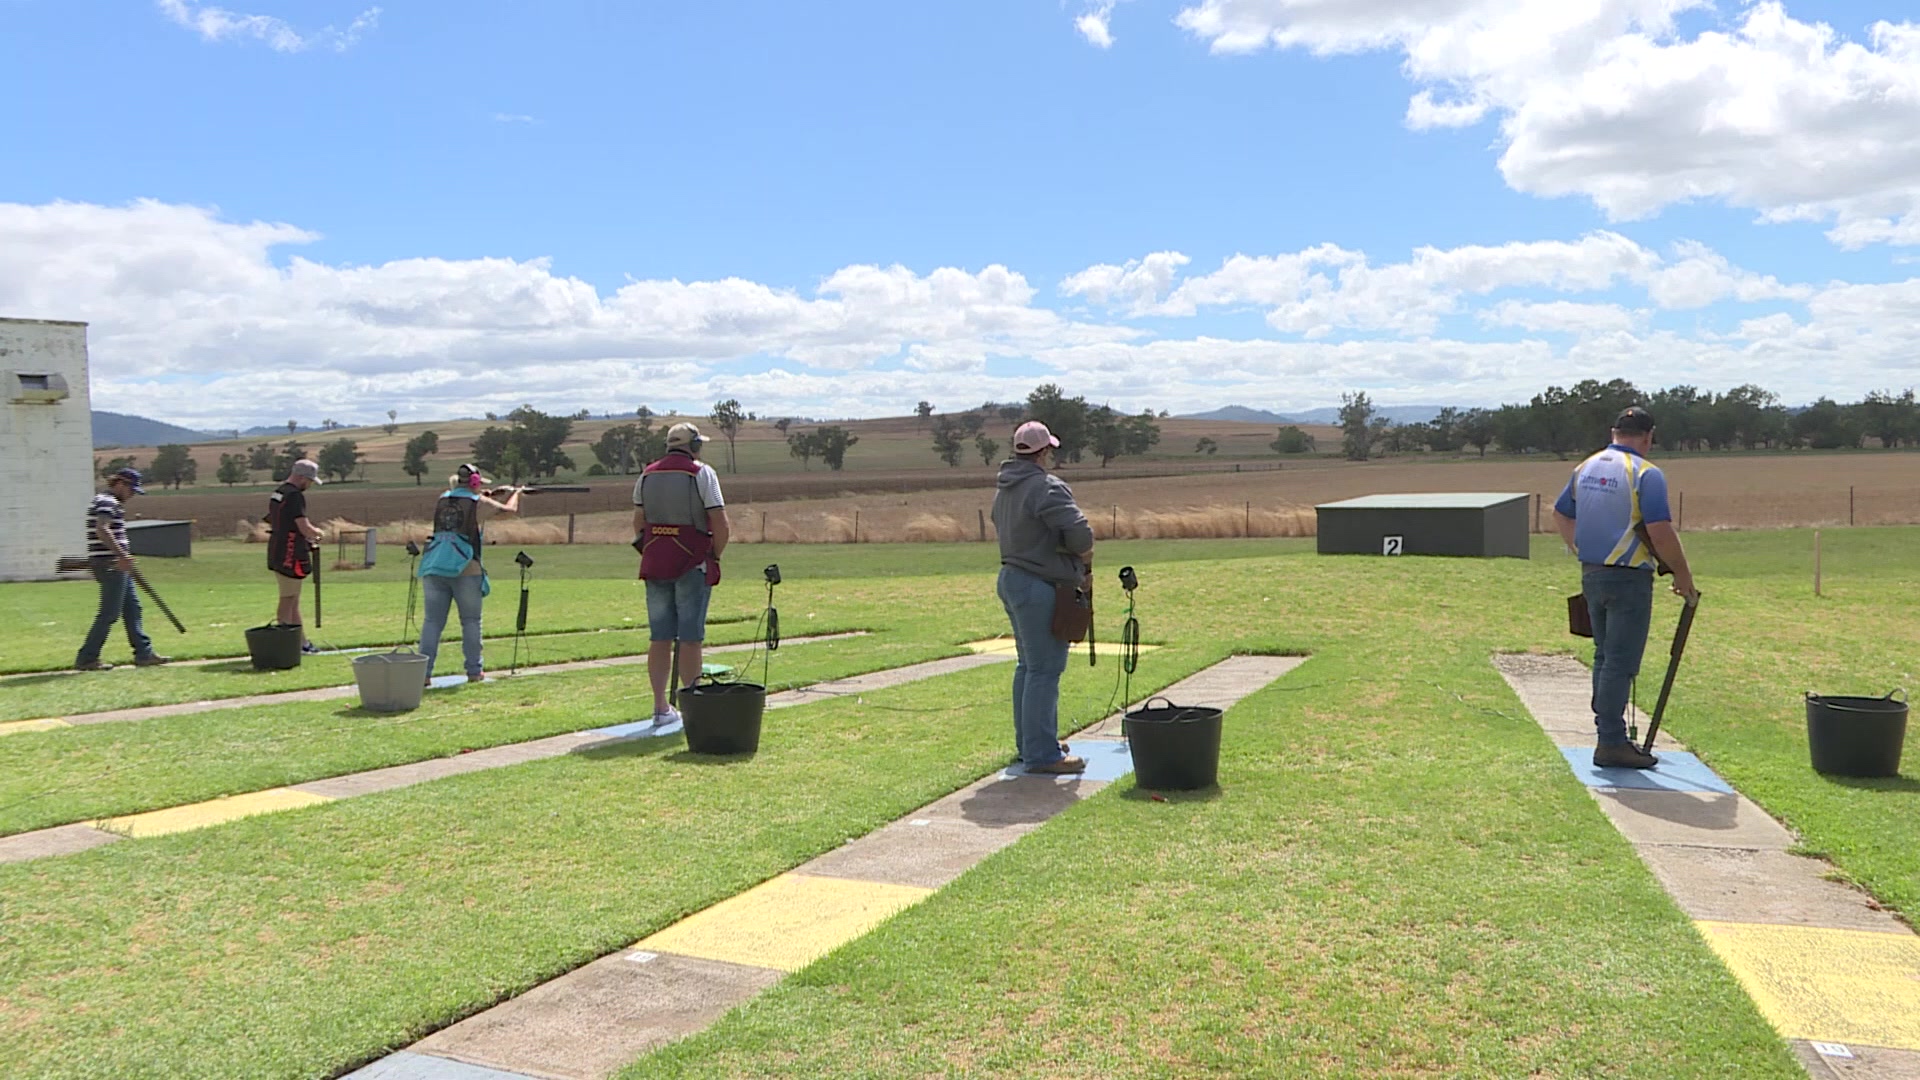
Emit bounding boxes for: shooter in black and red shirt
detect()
[265,458,324,653]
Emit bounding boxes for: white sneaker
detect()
[649,707,683,737]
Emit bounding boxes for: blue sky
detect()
[2,0,1917,427]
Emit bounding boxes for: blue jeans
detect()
[997,564,1071,766]
[1584,566,1654,747]
[77,561,153,665]
[646,567,712,642]
[419,574,486,677]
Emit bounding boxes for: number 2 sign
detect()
[1383,536,1405,556]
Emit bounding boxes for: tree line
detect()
[1317,383,1920,462]
[914,385,1165,468]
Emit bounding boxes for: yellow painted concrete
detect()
[94,788,334,839]
[1697,921,1920,1051]
[0,718,71,737]
[637,872,932,973]
[964,638,1161,659]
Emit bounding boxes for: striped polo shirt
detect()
[86,492,128,558]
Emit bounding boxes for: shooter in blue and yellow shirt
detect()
[1552,406,1699,769]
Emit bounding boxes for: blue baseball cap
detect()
[111,467,145,494]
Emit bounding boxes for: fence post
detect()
[1111,505,1118,536]
[1245,501,1251,536]
[761,512,767,544]
[978,508,987,542]
[567,513,575,545]
[1533,494,1542,534]
[1678,492,1684,532]
[1815,529,1823,597]
[853,509,860,543]
[1850,486,1855,526]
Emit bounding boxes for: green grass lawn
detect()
[1,528,1912,1077]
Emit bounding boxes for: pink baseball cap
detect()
[1013,421,1060,454]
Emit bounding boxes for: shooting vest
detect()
[638,451,711,581]
[419,489,490,593]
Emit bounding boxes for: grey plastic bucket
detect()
[679,681,766,755]
[1806,691,1907,778]
[245,624,303,670]
[353,651,430,713]
[1123,697,1224,790]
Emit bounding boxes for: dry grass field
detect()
[99,411,1920,545]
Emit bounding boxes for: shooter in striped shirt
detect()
[74,467,170,671]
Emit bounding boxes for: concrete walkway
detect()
[0,650,1000,866]
[346,654,1305,1080]
[1496,653,1920,1079]
[0,633,867,737]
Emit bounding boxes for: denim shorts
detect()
[646,566,711,642]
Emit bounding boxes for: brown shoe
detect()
[74,660,114,672]
[1027,755,1087,775]
[467,672,485,683]
[1593,743,1658,769]
[134,654,172,667]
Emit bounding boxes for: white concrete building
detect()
[0,318,94,582]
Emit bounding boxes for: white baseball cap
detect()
[1012,421,1060,454]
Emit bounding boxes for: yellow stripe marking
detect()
[94,788,333,839]
[0,718,71,737]
[1696,921,1920,1051]
[637,872,931,973]
[964,638,1160,658]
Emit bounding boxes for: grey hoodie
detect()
[992,458,1094,586]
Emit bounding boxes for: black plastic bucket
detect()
[245,624,303,670]
[679,681,766,755]
[1123,697,1224,790]
[1806,691,1907,778]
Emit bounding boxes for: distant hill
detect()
[92,411,212,449]
[1181,404,1456,426]
[1178,406,1296,425]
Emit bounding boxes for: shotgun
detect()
[1640,593,1701,755]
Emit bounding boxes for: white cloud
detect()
[157,0,380,53]
[1172,0,1920,248]
[1480,300,1641,335]
[3,200,1916,427]
[492,113,538,125]
[1075,1,1120,48]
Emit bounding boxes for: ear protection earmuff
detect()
[458,463,483,490]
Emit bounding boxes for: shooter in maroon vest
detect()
[633,422,731,734]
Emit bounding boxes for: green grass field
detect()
[1,528,1912,1077]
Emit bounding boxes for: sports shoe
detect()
[467,672,485,683]
[301,642,322,655]
[649,707,683,737]
[1027,755,1087,775]
[1593,743,1659,770]
[74,660,114,672]
[134,654,172,667]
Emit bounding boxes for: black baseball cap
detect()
[1612,406,1655,433]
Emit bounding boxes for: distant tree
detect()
[471,427,513,480]
[1026,384,1090,463]
[1459,408,1496,457]
[272,440,307,476]
[1195,437,1219,456]
[1425,407,1464,452]
[710,399,745,473]
[636,405,655,422]
[148,444,197,489]
[975,434,1000,465]
[817,425,859,471]
[592,424,647,475]
[916,401,935,427]
[931,415,966,466]
[1338,393,1376,461]
[216,453,248,487]
[286,420,298,435]
[247,442,275,471]
[773,417,793,435]
[1270,426,1314,454]
[997,403,1023,424]
[1791,397,1863,450]
[787,430,822,470]
[1124,411,1161,457]
[384,409,399,436]
[959,412,985,437]
[1379,423,1427,454]
[1857,389,1917,449]
[402,430,440,485]
[1527,386,1579,459]
[99,454,138,480]
[316,438,361,482]
[321,419,337,432]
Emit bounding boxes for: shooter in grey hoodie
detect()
[990,421,1095,774]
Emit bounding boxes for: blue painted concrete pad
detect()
[1003,739,1135,783]
[342,1050,538,1080]
[586,719,670,739]
[426,674,494,690]
[1558,747,1735,795]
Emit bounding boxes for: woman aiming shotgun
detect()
[416,463,521,683]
